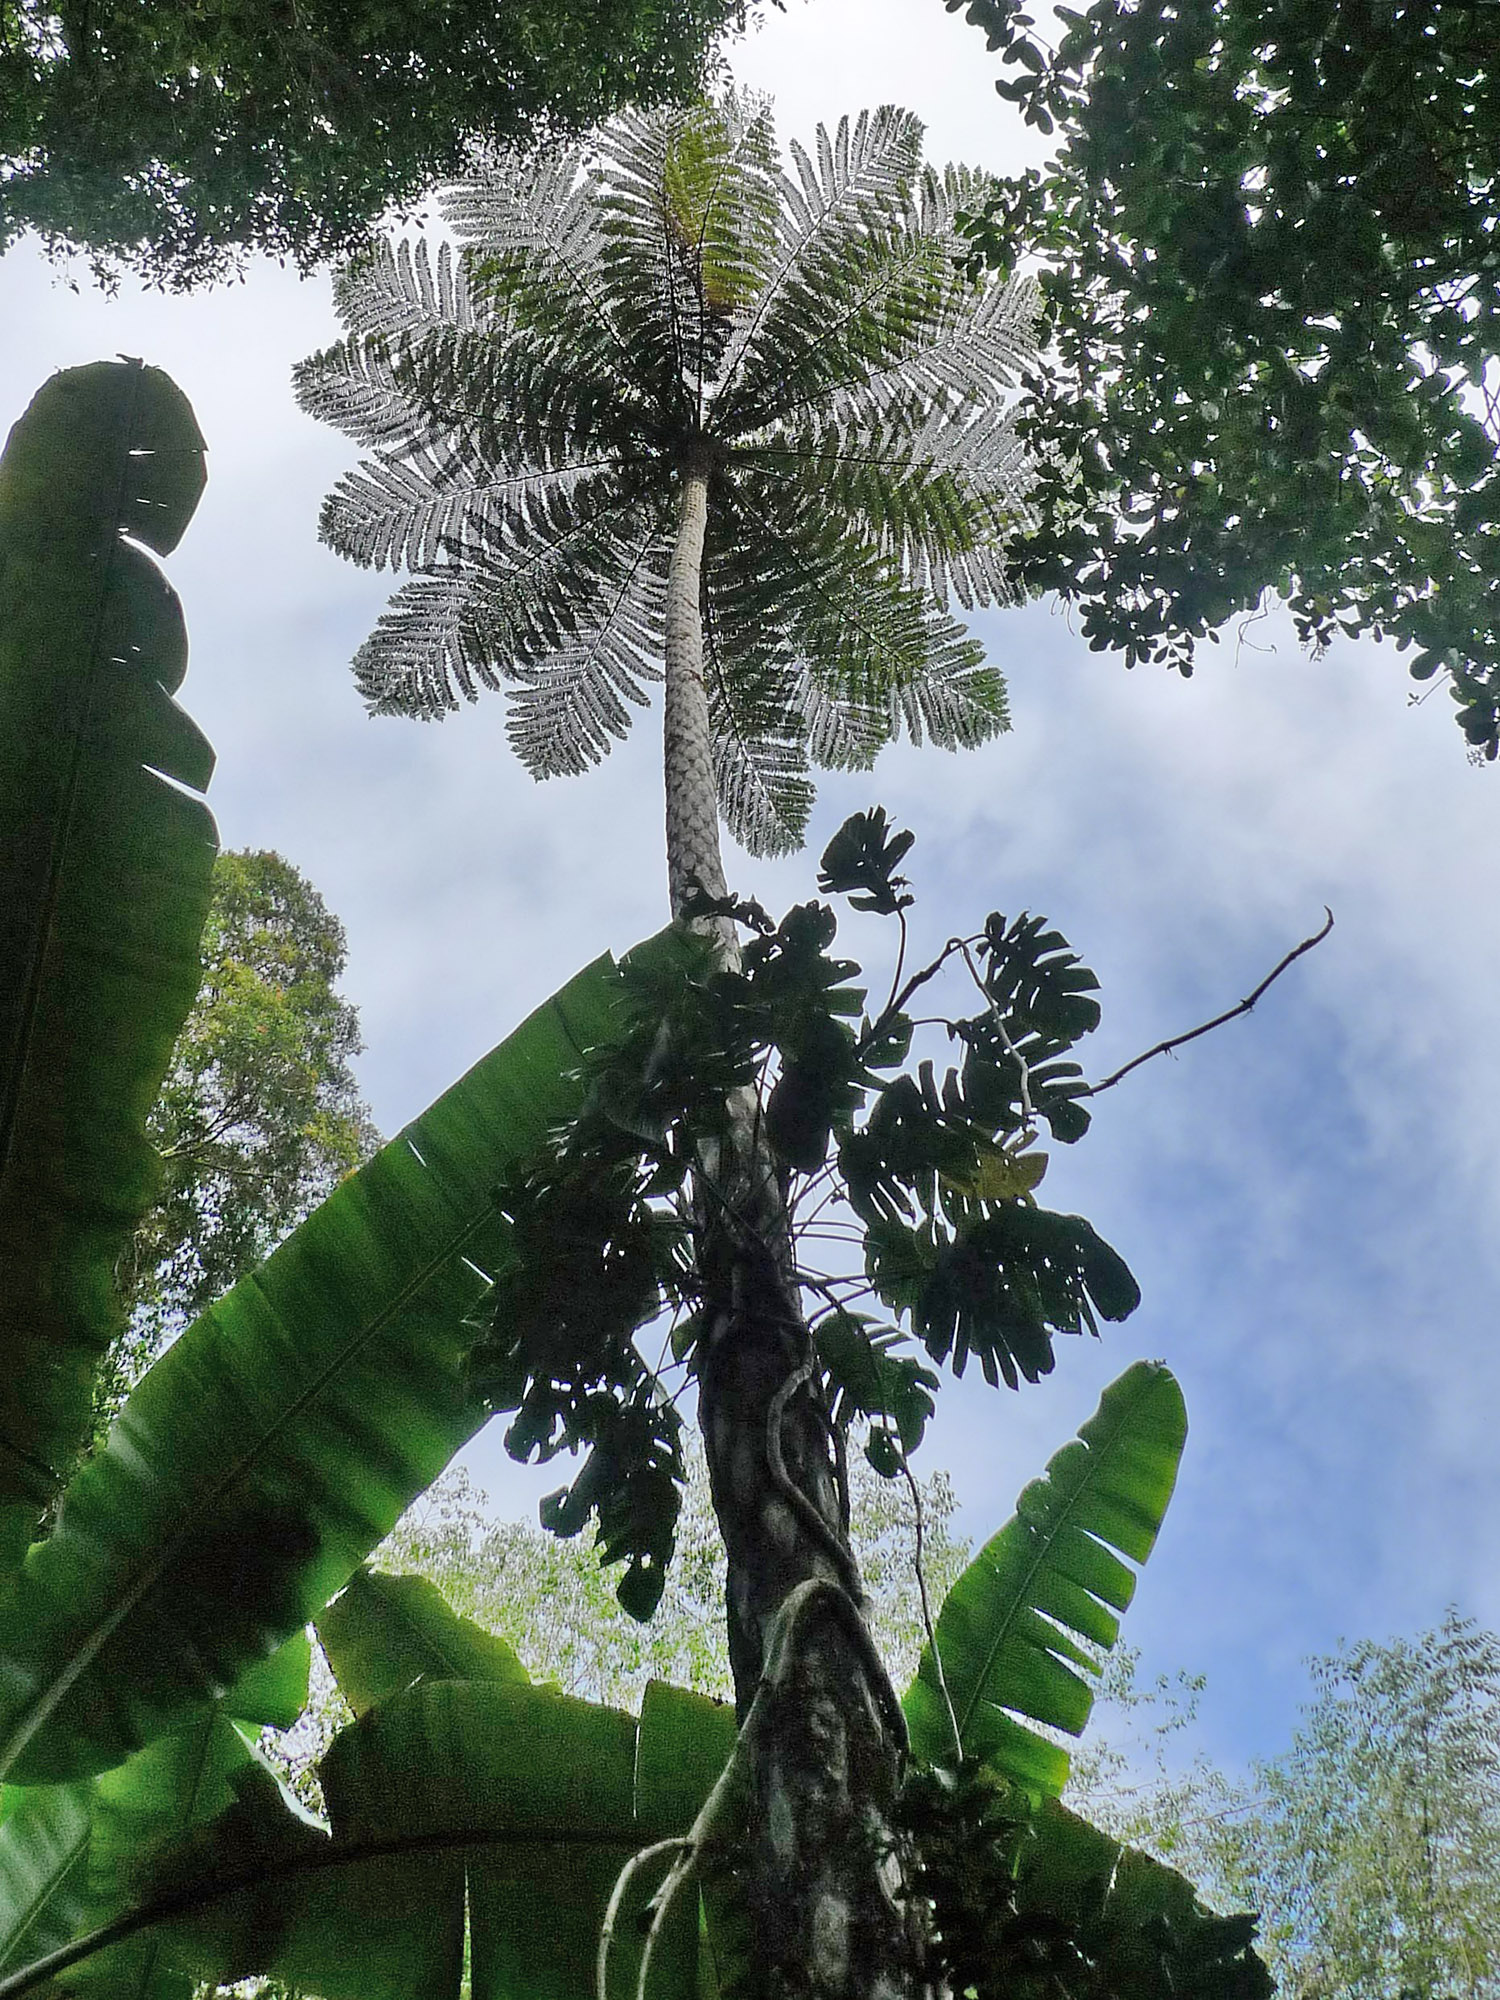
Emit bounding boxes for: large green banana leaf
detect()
[0,1569,736,2000]
[0,361,218,1577]
[0,937,664,1786]
[26,1670,737,2000]
[1017,1798,1271,1999]
[905,1360,1187,1792]
[0,1634,310,2000]
[314,1567,530,1715]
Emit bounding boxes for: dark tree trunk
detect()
[661,468,924,1998]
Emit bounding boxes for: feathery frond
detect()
[299,98,1037,858]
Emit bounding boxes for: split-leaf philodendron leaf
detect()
[0,361,217,1576]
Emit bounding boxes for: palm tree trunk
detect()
[662,470,729,919]
[662,470,923,1999]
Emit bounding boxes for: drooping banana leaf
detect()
[33,1674,738,2000]
[0,361,218,1577]
[905,1360,1186,1792]
[1017,1798,1272,1999]
[0,1633,310,2000]
[0,1781,93,1987]
[0,936,669,1786]
[315,1568,529,1716]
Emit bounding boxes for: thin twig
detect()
[1084,910,1335,1098]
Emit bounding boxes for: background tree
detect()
[272,1449,969,1804]
[0,0,751,286]
[382,1446,969,1707]
[103,849,379,1419]
[951,0,1500,755]
[1070,1617,1500,1999]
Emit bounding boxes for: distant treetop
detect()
[0,0,752,287]
[952,0,1500,756]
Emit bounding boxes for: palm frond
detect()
[305,100,1032,824]
[445,143,652,406]
[713,106,926,419]
[351,569,482,716]
[794,664,889,771]
[321,445,629,576]
[352,477,666,720]
[714,474,1008,755]
[739,428,1027,611]
[701,621,815,855]
[334,236,474,343]
[503,527,671,777]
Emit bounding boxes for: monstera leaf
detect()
[906,1361,1186,1792]
[0,361,218,1576]
[0,936,672,1787]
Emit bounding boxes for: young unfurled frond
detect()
[300,97,1036,834]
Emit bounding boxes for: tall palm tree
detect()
[296,96,1035,912]
[296,96,1037,1998]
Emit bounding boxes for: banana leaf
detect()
[0,1634,310,2000]
[315,1568,529,1716]
[1017,1798,1272,1999]
[905,1360,1186,1792]
[35,1674,738,2000]
[0,936,668,1786]
[0,361,217,1576]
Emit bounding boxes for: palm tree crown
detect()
[296,97,1037,885]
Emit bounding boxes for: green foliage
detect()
[465,814,1138,1617]
[951,0,1500,754]
[376,1444,970,1709]
[0,1381,1251,2000]
[900,1767,1270,2000]
[1113,1615,1500,1998]
[0,1636,310,2000]
[102,1614,739,2000]
[106,850,379,1418]
[905,1361,1186,1795]
[0,360,216,1576]
[0,0,749,286]
[296,101,1037,854]
[0,942,658,1786]
[314,1569,529,1717]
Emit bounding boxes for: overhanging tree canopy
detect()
[0,0,750,286]
[951,0,1500,754]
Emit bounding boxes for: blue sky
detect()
[4,0,1498,1779]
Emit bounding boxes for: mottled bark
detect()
[663,469,729,921]
[661,467,923,1999]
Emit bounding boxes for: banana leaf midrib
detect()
[950,1381,1147,1752]
[0,364,145,1187]
[0,989,576,1781]
[0,1820,650,2000]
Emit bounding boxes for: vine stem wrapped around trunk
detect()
[660,468,924,1999]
